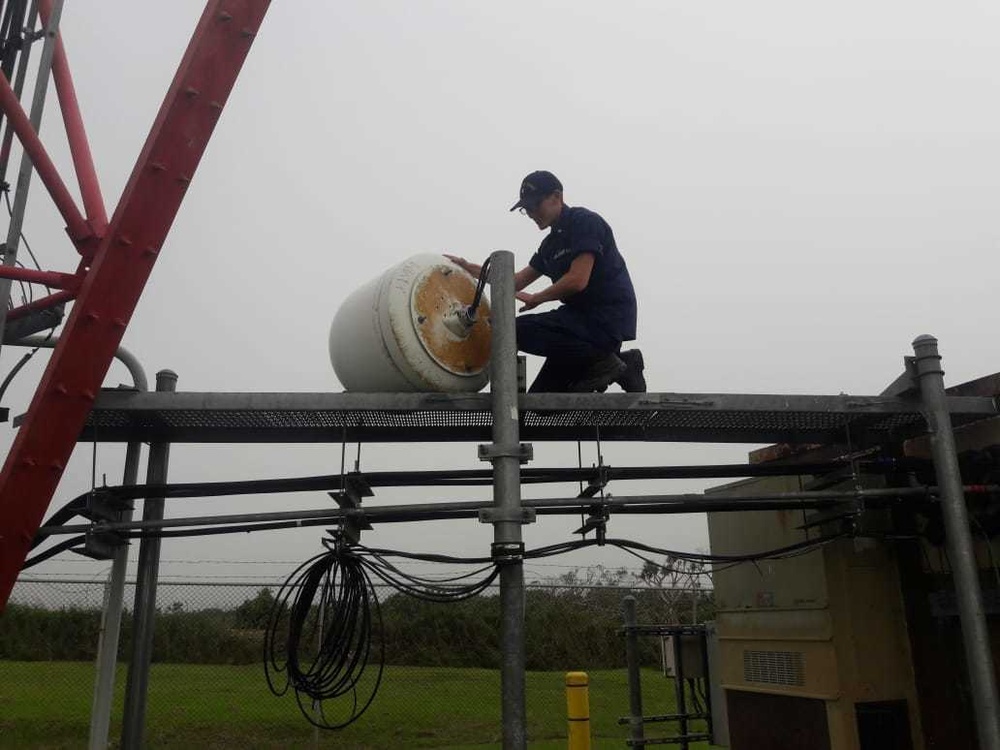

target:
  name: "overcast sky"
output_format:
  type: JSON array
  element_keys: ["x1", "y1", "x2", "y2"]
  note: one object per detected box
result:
[{"x1": 5, "y1": 0, "x2": 1000, "y2": 589}]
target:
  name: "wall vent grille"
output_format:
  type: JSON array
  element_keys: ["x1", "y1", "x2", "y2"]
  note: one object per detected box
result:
[{"x1": 743, "y1": 649, "x2": 805, "y2": 687}]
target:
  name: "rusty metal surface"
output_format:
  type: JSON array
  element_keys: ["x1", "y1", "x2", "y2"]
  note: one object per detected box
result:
[{"x1": 411, "y1": 264, "x2": 491, "y2": 376}]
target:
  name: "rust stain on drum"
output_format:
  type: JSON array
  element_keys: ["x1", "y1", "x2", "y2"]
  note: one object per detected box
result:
[{"x1": 412, "y1": 267, "x2": 492, "y2": 375}]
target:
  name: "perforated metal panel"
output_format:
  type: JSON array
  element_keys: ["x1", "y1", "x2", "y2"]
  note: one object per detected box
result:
[{"x1": 79, "y1": 390, "x2": 997, "y2": 444}]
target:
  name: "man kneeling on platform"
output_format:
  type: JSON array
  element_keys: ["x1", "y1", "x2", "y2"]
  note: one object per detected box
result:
[{"x1": 447, "y1": 170, "x2": 645, "y2": 393}]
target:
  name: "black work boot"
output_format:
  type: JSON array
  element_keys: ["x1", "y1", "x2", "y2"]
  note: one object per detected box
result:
[
  {"x1": 567, "y1": 353, "x2": 627, "y2": 393},
  {"x1": 616, "y1": 349, "x2": 647, "y2": 393}
]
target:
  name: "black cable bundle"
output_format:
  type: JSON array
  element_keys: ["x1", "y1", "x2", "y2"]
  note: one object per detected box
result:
[
  {"x1": 264, "y1": 540, "x2": 503, "y2": 730},
  {"x1": 354, "y1": 545, "x2": 500, "y2": 602},
  {"x1": 466, "y1": 254, "x2": 492, "y2": 320},
  {"x1": 263, "y1": 541, "x2": 384, "y2": 729}
]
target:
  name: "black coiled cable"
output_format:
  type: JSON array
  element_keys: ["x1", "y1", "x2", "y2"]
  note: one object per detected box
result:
[
  {"x1": 263, "y1": 542, "x2": 384, "y2": 729},
  {"x1": 466, "y1": 254, "x2": 492, "y2": 320},
  {"x1": 264, "y1": 540, "x2": 503, "y2": 730}
]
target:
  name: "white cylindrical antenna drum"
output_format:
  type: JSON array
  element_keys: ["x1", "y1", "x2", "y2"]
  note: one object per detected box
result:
[{"x1": 329, "y1": 254, "x2": 492, "y2": 392}]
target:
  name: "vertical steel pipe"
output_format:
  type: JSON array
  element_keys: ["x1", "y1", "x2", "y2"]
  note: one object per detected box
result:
[
  {"x1": 622, "y1": 596, "x2": 644, "y2": 745},
  {"x1": 81, "y1": 339, "x2": 148, "y2": 750},
  {"x1": 39, "y1": 0, "x2": 107, "y2": 234},
  {"x1": 912, "y1": 334, "x2": 1000, "y2": 750},
  {"x1": 88, "y1": 438, "x2": 141, "y2": 750},
  {"x1": 488, "y1": 250, "x2": 527, "y2": 749},
  {"x1": 121, "y1": 369, "x2": 177, "y2": 750}
]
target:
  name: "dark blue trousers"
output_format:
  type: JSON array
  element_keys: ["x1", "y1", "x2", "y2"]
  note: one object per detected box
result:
[{"x1": 516, "y1": 307, "x2": 621, "y2": 392}]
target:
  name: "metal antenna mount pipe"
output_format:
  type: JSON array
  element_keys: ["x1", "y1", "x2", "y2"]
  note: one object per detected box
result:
[
  {"x1": 89, "y1": 438, "x2": 141, "y2": 750},
  {"x1": 487, "y1": 250, "x2": 527, "y2": 749},
  {"x1": 86, "y1": 338, "x2": 147, "y2": 750},
  {"x1": 912, "y1": 334, "x2": 1000, "y2": 750},
  {"x1": 121, "y1": 369, "x2": 177, "y2": 750}
]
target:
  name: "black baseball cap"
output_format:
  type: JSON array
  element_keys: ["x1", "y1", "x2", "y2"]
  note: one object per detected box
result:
[{"x1": 510, "y1": 170, "x2": 563, "y2": 212}]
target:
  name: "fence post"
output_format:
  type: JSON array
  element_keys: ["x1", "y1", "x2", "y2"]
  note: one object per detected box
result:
[
  {"x1": 565, "y1": 672, "x2": 591, "y2": 750},
  {"x1": 622, "y1": 596, "x2": 644, "y2": 745}
]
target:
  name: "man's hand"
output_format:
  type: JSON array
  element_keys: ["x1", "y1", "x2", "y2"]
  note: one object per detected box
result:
[
  {"x1": 516, "y1": 291, "x2": 541, "y2": 312},
  {"x1": 443, "y1": 254, "x2": 481, "y2": 277}
]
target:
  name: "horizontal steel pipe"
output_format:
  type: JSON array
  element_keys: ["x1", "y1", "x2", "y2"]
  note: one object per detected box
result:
[
  {"x1": 54, "y1": 458, "x2": 925, "y2": 505},
  {"x1": 34, "y1": 485, "x2": 960, "y2": 539}
]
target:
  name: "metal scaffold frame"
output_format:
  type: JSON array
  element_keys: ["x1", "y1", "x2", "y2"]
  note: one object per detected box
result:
[
  {"x1": 0, "y1": 4, "x2": 997, "y2": 750},
  {"x1": 38, "y1": 285, "x2": 1000, "y2": 750}
]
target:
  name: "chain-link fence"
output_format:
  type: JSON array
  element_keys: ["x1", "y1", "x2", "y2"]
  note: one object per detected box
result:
[{"x1": 1, "y1": 576, "x2": 709, "y2": 748}]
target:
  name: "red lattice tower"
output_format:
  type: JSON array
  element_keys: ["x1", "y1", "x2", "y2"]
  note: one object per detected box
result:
[{"x1": 0, "y1": 1, "x2": 271, "y2": 608}]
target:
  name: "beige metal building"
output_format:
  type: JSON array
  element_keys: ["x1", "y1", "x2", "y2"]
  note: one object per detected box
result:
[{"x1": 708, "y1": 376, "x2": 1000, "y2": 749}]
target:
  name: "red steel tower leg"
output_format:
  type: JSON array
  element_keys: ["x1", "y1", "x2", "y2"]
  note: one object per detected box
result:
[{"x1": 0, "y1": 0, "x2": 271, "y2": 608}]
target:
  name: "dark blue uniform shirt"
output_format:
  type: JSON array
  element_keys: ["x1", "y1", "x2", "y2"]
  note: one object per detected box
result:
[{"x1": 528, "y1": 205, "x2": 637, "y2": 345}]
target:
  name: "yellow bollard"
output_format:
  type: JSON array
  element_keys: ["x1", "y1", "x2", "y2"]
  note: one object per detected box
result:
[{"x1": 565, "y1": 671, "x2": 591, "y2": 750}]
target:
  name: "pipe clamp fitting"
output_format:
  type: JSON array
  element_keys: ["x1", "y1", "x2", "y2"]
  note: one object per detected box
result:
[{"x1": 478, "y1": 443, "x2": 533, "y2": 463}]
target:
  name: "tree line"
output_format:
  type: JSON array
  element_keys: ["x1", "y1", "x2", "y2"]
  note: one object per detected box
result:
[{"x1": 2, "y1": 565, "x2": 714, "y2": 670}]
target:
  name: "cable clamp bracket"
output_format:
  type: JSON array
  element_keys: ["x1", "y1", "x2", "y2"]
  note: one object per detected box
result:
[
  {"x1": 490, "y1": 541, "x2": 525, "y2": 564},
  {"x1": 478, "y1": 443, "x2": 533, "y2": 464},
  {"x1": 478, "y1": 507, "x2": 536, "y2": 525},
  {"x1": 72, "y1": 528, "x2": 127, "y2": 560},
  {"x1": 82, "y1": 488, "x2": 132, "y2": 522}
]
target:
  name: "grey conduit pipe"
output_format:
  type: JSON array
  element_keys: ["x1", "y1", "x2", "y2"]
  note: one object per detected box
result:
[{"x1": 12, "y1": 334, "x2": 147, "y2": 392}]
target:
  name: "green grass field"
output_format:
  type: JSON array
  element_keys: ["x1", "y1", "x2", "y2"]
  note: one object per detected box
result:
[{"x1": 0, "y1": 661, "x2": 717, "y2": 748}]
